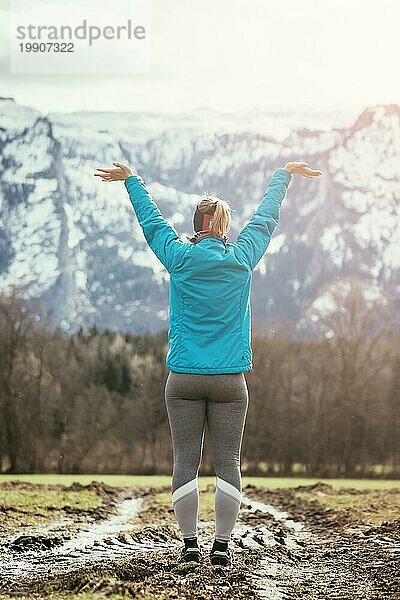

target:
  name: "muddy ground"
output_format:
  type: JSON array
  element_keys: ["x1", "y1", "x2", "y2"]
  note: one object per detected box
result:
[{"x1": 0, "y1": 480, "x2": 399, "y2": 599}]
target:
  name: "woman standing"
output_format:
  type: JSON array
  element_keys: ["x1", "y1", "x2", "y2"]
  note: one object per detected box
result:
[{"x1": 94, "y1": 160, "x2": 322, "y2": 567}]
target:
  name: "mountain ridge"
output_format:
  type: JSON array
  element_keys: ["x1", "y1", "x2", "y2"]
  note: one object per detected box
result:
[{"x1": 0, "y1": 98, "x2": 398, "y2": 334}]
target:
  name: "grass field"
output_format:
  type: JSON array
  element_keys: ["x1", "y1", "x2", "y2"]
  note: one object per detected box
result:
[{"x1": 1, "y1": 474, "x2": 399, "y2": 489}]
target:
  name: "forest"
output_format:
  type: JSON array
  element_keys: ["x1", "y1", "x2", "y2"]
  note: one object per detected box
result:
[{"x1": 0, "y1": 278, "x2": 399, "y2": 477}]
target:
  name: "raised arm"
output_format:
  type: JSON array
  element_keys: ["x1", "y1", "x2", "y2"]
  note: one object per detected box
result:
[
  {"x1": 235, "y1": 161, "x2": 322, "y2": 270},
  {"x1": 125, "y1": 175, "x2": 187, "y2": 272},
  {"x1": 94, "y1": 162, "x2": 186, "y2": 273}
]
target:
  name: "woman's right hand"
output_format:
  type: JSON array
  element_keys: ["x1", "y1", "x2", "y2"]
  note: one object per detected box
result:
[
  {"x1": 94, "y1": 162, "x2": 133, "y2": 182},
  {"x1": 283, "y1": 162, "x2": 323, "y2": 177}
]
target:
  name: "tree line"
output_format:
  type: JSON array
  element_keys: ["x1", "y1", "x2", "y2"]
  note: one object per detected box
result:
[{"x1": 0, "y1": 278, "x2": 398, "y2": 477}]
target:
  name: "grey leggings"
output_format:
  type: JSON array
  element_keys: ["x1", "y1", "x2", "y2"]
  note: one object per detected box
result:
[{"x1": 164, "y1": 370, "x2": 249, "y2": 542}]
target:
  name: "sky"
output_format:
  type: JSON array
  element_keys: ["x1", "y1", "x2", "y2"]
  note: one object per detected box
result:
[{"x1": 0, "y1": 0, "x2": 399, "y2": 114}]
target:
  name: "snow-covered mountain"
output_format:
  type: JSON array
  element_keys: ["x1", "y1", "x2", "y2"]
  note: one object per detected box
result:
[{"x1": 0, "y1": 97, "x2": 399, "y2": 334}]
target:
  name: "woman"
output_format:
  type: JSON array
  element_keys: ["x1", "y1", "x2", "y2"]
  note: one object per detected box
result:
[{"x1": 94, "y1": 160, "x2": 323, "y2": 567}]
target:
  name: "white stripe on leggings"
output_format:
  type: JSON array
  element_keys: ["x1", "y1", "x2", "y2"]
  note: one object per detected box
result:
[
  {"x1": 172, "y1": 478, "x2": 198, "y2": 505},
  {"x1": 216, "y1": 476, "x2": 242, "y2": 503}
]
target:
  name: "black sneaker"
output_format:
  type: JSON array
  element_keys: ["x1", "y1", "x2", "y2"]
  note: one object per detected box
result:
[
  {"x1": 210, "y1": 539, "x2": 232, "y2": 567},
  {"x1": 179, "y1": 538, "x2": 201, "y2": 564}
]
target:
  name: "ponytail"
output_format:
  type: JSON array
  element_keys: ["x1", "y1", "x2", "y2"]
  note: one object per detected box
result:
[
  {"x1": 195, "y1": 196, "x2": 231, "y2": 236},
  {"x1": 208, "y1": 198, "x2": 231, "y2": 237}
]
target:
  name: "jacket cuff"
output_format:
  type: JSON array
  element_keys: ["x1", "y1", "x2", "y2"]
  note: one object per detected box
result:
[
  {"x1": 274, "y1": 168, "x2": 292, "y2": 182},
  {"x1": 125, "y1": 174, "x2": 144, "y2": 189}
]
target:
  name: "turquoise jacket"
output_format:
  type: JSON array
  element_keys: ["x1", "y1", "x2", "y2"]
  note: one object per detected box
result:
[{"x1": 125, "y1": 168, "x2": 292, "y2": 374}]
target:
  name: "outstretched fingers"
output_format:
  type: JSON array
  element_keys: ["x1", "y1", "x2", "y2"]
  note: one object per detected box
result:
[
  {"x1": 94, "y1": 166, "x2": 121, "y2": 181},
  {"x1": 94, "y1": 171, "x2": 113, "y2": 181},
  {"x1": 303, "y1": 167, "x2": 323, "y2": 177},
  {"x1": 94, "y1": 162, "x2": 132, "y2": 182}
]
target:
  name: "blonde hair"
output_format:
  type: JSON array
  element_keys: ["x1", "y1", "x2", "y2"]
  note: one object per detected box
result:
[{"x1": 197, "y1": 196, "x2": 232, "y2": 238}]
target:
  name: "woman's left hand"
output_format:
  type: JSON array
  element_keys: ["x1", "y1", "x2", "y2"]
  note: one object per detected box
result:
[
  {"x1": 283, "y1": 162, "x2": 323, "y2": 177},
  {"x1": 94, "y1": 162, "x2": 133, "y2": 182}
]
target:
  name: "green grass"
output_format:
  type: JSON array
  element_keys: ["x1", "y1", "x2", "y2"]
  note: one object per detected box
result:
[
  {"x1": 0, "y1": 474, "x2": 399, "y2": 489},
  {"x1": 0, "y1": 488, "x2": 101, "y2": 511},
  {"x1": 0, "y1": 485, "x2": 103, "y2": 536},
  {"x1": 0, "y1": 594, "x2": 128, "y2": 600},
  {"x1": 254, "y1": 462, "x2": 397, "y2": 476},
  {"x1": 295, "y1": 489, "x2": 400, "y2": 525}
]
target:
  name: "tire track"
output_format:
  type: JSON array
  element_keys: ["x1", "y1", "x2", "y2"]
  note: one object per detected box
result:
[
  {"x1": 240, "y1": 487, "x2": 398, "y2": 599},
  {"x1": 0, "y1": 483, "x2": 398, "y2": 599},
  {"x1": 0, "y1": 496, "x2": 178, "y2": 582}
]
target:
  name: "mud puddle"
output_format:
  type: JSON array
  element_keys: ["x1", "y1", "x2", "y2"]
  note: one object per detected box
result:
[
  {"x1": 242, "y1": 482, "x2": 400, "y2": 599},
  {"x1": 0, "y1": 481, "x2": 399, "y2": 599},
  {"x1": 0, "y1": 482, "x2": 177, "y2": 586}
]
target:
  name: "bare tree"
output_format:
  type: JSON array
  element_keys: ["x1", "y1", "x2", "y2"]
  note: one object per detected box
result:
[
  {"x1": 0, "y1": 285, "x2": 36, "y2": 471},
  {"x1": 304, "y1": 276, "x2": 395, "y2": 474}
]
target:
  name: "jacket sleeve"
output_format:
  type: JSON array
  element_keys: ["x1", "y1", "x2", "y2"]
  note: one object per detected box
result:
[
  {"x1": 125, "y1": 174, "x2": 185, "y2": 274},
  {"x1": 235, "y1": 168, "x2": 292, "y2": 270}
]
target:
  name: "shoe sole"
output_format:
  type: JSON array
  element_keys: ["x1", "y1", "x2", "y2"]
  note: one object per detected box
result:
[
  {"x1": 210, "y1": 555, "x2": 233, "y2": 567},
  {"x1": 179, "y1": 551, "x2": 201, "y2": 565}
]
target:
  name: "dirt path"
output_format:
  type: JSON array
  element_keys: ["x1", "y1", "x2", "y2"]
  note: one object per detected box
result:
[
  {"x1": 0, "y1": 481, "x2": 399, "y2": 599},
  {"x1": 241, "y1": 484, "x2": 399, "y2": 599}
]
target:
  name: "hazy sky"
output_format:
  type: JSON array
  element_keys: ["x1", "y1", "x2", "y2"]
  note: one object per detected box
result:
[{"x1": 1, "y1": 0, "x2": 399, "y2": 114}]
